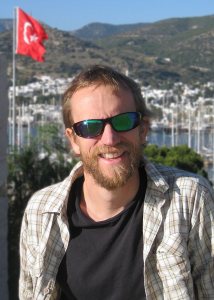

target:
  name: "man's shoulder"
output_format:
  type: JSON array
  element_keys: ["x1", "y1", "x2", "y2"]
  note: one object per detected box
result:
[
  {"x1": 24, "y1": 177, "x2": 69, "y2": 217},
  {"x1": 155, "y1": 163, "x2": 202, "y2": 180},
  {"x1": 144, "y1": 160, "x2": 213, "y2": 196},
  {"x1": 157, "y1": 163, "x2": 209, "y2": 185}
]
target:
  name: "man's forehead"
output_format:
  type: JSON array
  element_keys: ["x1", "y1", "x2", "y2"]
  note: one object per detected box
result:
[
  {"x1": 70, "y1": 84, "x2": 135, "y2": 121},
  {"x1": 71, "y1": 83, "x2": 131, "y2": 100}
]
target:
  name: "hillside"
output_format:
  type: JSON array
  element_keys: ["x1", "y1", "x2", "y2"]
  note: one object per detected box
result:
[
  {"x1": 1, "y1": 15, "x2": 214, "y2": 86},
  {"x1": 93, "y1": 16, "x2": 214, "y2": 85},
  {"x1": 0, "y1": 26, "x2": 125, "y2": 85},
  {"x1": 72, "y1": 22, "x2": 149, "y2": 40}
]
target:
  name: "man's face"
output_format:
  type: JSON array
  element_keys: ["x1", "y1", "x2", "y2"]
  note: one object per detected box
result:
[{"x1": 66, "y1": 84, "x2": 148, "y2": 190}]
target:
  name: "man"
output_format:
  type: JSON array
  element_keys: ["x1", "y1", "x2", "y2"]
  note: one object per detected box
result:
[{"x1": 19, "y1": 65, "x2": 214, "y2": 299}]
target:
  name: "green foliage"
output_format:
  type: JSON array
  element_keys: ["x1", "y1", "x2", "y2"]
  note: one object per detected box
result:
[
  {"x1": 8, "y1": 124, "x2": 77, "y2": 300},
  {"x1": 144, "y1": 144, "x2": 208, "y2": 178}
]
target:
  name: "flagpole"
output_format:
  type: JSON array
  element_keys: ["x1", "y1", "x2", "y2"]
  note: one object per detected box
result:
[{"x1": 12, "y1": 7, "x2": 17, "y2": 149}]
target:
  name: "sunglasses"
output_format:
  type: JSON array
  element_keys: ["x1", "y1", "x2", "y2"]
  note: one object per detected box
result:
[{"x1": 72, "y1": 112, "x2": 142, "y2": 139}]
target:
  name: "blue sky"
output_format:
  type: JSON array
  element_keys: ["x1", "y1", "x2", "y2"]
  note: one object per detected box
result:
[{"x1": 1, "y1": 0, "x2": 214, "y2": 31}]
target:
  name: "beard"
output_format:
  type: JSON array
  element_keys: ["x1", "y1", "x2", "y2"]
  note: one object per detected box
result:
[{"x1": 80, "y1": 141, "x2": 142, "y2": 190}]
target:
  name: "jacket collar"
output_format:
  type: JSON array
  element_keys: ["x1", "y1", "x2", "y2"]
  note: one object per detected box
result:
[{"x1": 143, "y1": 157, "x2": 169, "y2": 194}]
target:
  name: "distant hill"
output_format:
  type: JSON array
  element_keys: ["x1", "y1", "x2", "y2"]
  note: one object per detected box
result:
[
  {"x1": 1, "y1": 15, "x2": 214, "y2": 86},
  {"x1": 72, "y1": 22, "x2": 150, "y2": 40},
  {"x1": 93, "y1": 16, "x2": 214, "y2": 85}
]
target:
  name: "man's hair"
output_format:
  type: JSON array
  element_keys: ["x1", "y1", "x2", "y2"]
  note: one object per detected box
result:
[{"x1": 62, "y1": 64, "x2": 151, "y2": 128}]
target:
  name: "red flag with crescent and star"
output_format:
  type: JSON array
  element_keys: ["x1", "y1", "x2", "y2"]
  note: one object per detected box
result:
[{"x1": 16, "y1": 8, "x2": 48, "y2": 62}]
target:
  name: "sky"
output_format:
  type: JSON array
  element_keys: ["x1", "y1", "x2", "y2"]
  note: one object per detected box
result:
[{"x1": 1, "y1": 0, "x2": 214, "y2": 31}]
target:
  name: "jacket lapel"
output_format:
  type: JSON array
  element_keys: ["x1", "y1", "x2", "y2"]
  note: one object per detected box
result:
[
  {"x1": 143, "y1": 182, "x2": 167, "y2": 260},
  {"x1": 142, "y1": 160, "x2": 169, "y2": 261}
]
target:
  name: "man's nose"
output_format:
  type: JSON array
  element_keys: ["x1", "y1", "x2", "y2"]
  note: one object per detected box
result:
[{"x1": 100, "y1": 123, "x2": 120, "y2": 146}]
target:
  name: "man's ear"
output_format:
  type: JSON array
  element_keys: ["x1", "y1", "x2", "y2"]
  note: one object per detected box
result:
[{"x1": 65, "y1": 128, "x2": 81, "y2": 156}]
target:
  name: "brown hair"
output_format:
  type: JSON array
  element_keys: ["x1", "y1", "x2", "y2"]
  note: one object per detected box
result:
[{"x1": 62, "y1": 64, "x2": 151, "y2": 128}]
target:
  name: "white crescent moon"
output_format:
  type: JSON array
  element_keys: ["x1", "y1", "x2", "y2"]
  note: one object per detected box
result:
[{"x1": 23, "y1": 22, "x2": 33, "y2": 44}]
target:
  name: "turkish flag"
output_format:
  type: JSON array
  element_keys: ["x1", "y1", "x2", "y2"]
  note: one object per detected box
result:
[{"x1": 16, "y1": 8, "x2": 48, "y2": 62}]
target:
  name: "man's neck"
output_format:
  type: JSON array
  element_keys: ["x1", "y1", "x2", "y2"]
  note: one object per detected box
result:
[{"x1": 80, "y1": 170, "x2": 140, "y2": 222}]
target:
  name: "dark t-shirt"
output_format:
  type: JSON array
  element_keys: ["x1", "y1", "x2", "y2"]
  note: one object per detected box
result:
[{"x1": 57, "y1": 167, "x2": 147, "y2": 300}]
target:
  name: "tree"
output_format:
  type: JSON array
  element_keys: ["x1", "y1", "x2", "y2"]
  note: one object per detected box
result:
[{"x1": 144, "y1": 144, "x2": 209, "y2": 179}]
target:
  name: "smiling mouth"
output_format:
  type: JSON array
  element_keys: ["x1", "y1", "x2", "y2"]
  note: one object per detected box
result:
[{"x1": 99, "y1": 151, "x2": 125, "y2": 159}]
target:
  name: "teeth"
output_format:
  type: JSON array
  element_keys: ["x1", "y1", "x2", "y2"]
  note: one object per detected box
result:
[{"x1": 101, "y1": 152, "x2": 123, "y2": 159}]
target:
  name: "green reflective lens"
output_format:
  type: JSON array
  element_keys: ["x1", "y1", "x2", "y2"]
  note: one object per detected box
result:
[
  {"x1": 85, "y1": 120, "x2": 102, "y2": 135},
  {"x1": 112, "y1": 113, "x2": 134, "y2": 131}
]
